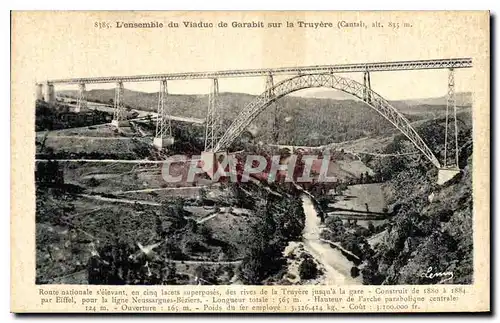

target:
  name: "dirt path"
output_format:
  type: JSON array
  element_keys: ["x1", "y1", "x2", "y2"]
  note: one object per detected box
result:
[
  {"x1": 36, "y1": 159, "x2": 168, "y2": 164},
  {"x1": 113, "y1": 186, "x2": 205, "y2": 195},
  {"x1": 39, "y1": 136, "x2": 137, "y2": 140},
  {"x1": 80, "y1": 194, "x2": 162, "y2": 206},
  {"x1": 78, "y1": 194, "x2": 232, "y2": 225}
]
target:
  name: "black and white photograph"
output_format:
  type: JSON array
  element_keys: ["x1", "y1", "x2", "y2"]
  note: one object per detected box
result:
[
  {"x1": 34, "y1": 57, "x2": 474, "y2": 287},
  {"x1": 9, "y1": 9, "x2": 491, "y2": 314}
]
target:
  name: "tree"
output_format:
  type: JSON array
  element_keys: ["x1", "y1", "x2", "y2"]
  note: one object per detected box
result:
[
  {"x1": 164, "y1": 261, "x2": 177, "y2": 282},
  {"x1": 199, "y1": 187, "x2": 208, "y2": 202},
  {"x1": 299, "y1": 256, "x2": 320, "y2": 280},
  {"x1": 323, "y1": 215, "x2": 345, "y2": 240},
  {"x1": 160, "y1": 198, "x2": 188, "y2": 233},
  {"x1": 200, "y1": 225, "x2": 213, "y2": 240},
  {"x1": 364, "y1": 171, "x2": 372, "y2": 183},
  {"x1": 361, "y1": 256, "x2": 385, "y2": 285},
  {"x1": 36, "y1": 157, "x2": 63, "y2": 185}
]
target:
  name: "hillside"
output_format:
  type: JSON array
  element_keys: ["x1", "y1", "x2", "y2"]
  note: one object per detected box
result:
[
  {"x1": 301, "y1": 89, "x2": 472, "y2": 107},
  {"x1": 58, "y1": 89, "x2": 470, "y2": 146},
  {"x1": 360, "y1": 116, "x2": 473, "y2": 285}
]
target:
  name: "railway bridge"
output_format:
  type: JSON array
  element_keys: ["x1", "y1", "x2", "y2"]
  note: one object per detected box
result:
[{"x1": 37, "y1": 58, "x2": 472, "y2": 184}]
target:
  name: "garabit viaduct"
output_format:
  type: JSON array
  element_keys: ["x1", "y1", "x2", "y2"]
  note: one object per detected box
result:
[{"x1": 36, "y1": 58, "x2": 472, "y2": 184}]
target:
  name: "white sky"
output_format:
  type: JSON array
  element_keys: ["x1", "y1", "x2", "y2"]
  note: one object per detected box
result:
[{"x1": 19, "y1": 11, "x2": 481, "y2": 100}]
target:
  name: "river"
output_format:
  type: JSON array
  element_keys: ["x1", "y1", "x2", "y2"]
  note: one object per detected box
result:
[{"x1": 301, "y1": 195, "x2": 362, "y2": 285}]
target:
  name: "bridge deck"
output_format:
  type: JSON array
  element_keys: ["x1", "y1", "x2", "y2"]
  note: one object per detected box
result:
[{"x1": 45, "y1": 58, "x2": 472, "y2": 85}]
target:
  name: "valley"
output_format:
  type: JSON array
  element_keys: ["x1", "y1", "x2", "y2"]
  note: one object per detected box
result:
[{"x1": 35, "y1": 89, "x2": 473, "y2": 286}]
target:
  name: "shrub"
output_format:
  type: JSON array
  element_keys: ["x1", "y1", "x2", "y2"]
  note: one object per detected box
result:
[
  {"x1": 299, "y1": 257, "x2": 319, "y2": 280},
  {"x1": 367, "y1": 221, "x2": 375, "y2": 233},
  {"x1": 350, "y1": 266, "x2": 360, "y2": 278}
]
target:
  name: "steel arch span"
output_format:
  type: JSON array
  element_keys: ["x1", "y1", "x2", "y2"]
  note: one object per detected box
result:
[{"x1": 213, "y1": 73, "x2": 441, "y2": 169}]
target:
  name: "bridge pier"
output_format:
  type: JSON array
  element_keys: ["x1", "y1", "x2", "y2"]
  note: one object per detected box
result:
[
  {"x1": 75, "y1": 83, "x2": 88, "y2": 113},
  {"x1": 153, "y1": 80, "x2": 174, "y2": 149},
  {"x1": 43, "y1": 83, "x2": 55, "y2": 107},
  {"x1": 111, "y1": 81, "x2": 129, "y2": 128},
  {"x1": 204, "y1": 78, "x2": 222, "y2": 151},
  {"x1": 437, "y1": 168, "x2": 460, "y2": 185},
  {"x1": 153, "y1": 137, "x2": 174, "y2": 149},
  {"x1": 436, "y1": 68, "x2": 461, "y2": 186},
  {"x1": 363, "y1": 71, "x2": 371, "y2": 103},
  {"x1": 443, "y1": 68, "x2": 459, "y2": 169},
  {"x1": 265, "y1": 73, "x2": 280, "y2": 143},
  {"x1": 200, "y1": 151, "x2": 215, "y2": 179}
]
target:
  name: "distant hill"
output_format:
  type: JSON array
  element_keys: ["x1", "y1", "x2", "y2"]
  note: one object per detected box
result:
[
  {"x1": 299, "y1": 89, "x2": 472, "y2": 107},
  {"x1": 58, "y1": 88, "x2": 470, "y2": 116},
  {"x1": 57, "y1": 88, "x2": 470, "y2": 146},
  {"x1": 392, "y1": 92, "x2": 472, "y2": 108}
]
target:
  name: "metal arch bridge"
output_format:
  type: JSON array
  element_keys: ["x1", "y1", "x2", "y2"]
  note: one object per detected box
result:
[
  {"x1": 214, "y1": 73, "x2": 442, "y2": 167},
  {"x1": 37, "y1": 57, "x2": 472, "y2": 179}
]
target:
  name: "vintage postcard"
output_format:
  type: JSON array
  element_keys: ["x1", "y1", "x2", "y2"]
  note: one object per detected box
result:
[{"x1": 11, "y1": 11, "x2": 490, "y2": 313}]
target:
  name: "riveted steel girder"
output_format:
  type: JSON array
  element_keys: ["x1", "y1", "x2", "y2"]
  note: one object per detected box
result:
[{"x1": 46, "y1": 58, "x2": 472, "y2": 85}]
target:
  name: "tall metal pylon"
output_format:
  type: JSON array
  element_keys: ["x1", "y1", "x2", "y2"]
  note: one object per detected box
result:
[
  {"x1": 363, "y1": 70, "x2": 372, "y2": 103},
  {"x1": 155, "y1": 80, "x2": 172, "y2": 139},
  {"x1": 76, "y1": 83, "x2": 87, "y2": 111},
  {"x1": 113, "y1": 81, "x2": 125, "y2": 121},
  {"x1": 265, "y1": 73, "x2": 280, "y2": 143},
  {"x1": 204, "y1": 78, "x2": 222, "y2": 151},
  {"x1": 444, "y1": 68, "x2": 459, "y2": 169}
]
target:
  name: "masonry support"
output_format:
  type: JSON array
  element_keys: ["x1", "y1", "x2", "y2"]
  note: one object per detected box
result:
[
  {"x1": 35, "y1": 83, "x2": 43, "y2": 101},
  {"x1": 44, "y1": 83, "x2": 55, "y2": 107},
  {"x1": 76, "y1": 83, "x2": 87, "y2": 112},
  {"x1": 437, "y1": 68, "x2": 460, "y2": 185},
  {"x1": 204, "y1": 78, "x2": 222, "y2": 152},
  {"x1": 153, "y1": 79, "x2": 174, "y2": 149},
  {"x1": 363, "y1": 70, "x2": 372, "y2": 103},
  {"x1": 111, "y1": 81, "x2": 128, "y2": 127}
]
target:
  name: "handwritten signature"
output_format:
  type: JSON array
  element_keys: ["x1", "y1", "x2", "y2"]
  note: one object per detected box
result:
[{"x1": 420, "y1": 267, "x2": 454, "y2": 283}]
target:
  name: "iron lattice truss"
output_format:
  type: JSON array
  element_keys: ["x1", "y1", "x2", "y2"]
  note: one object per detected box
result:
[
  {"x1": 444, "y1": 68, "x2": 459, "y2": 169},
  {"x1": 45, "y1": 58, "x2": 472, "y2": 85},
  {"x1": 204, "y1": 79, "x2": 223, "y2": 151},
  {"x1": 265, "y1": 73, "x2": 281, "y2": 143},
  {"x1": 76, "y1": 83, "x2": 87, "y2": 111},
  {"x1": 363, "y1": 71, "x2": 372, "y2": 103},
  {"x1": 214, "y1": 73, "x2": 442, "y2": 169},
  {"x1": 113, "y1": 81, "x2": 125, "y2": 121},
  {"x1": 155, "y1": 80, "x2": 172, "y2": 138}
]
